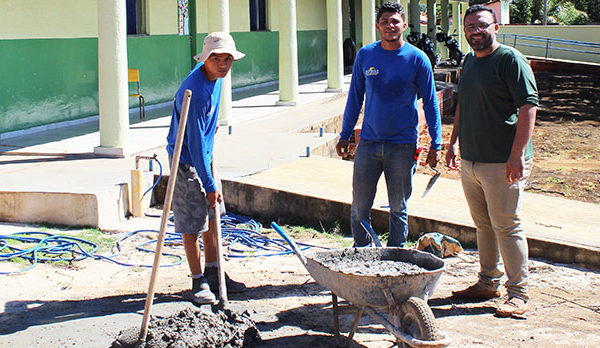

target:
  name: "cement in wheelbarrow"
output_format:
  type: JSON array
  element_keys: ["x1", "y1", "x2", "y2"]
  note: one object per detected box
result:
[{"x1": 304, "y1": 248, "x2": 445, "y2": 309}]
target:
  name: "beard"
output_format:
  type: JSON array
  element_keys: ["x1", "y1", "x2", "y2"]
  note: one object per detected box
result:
[
  {"x1": 467, "y1": 32, "x2": 494, "y2": 51},
  {"x1": 382, "y1": 32, "x2": 401, "y2": 42}
]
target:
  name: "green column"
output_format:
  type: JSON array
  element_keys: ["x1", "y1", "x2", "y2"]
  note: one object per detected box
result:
[
  {"x1": 278, "y1": 0, "x2": 299, "y2": 105},
  {"x1": 451, "y1": 1, "x2": 459, "y2": 37},
  {"x1": 440, "y1": 0, "x2": 449, "y2": 58},
  {"x1": 207, "y1": 0, "x2": 232, "y2": 125},
  {"x1": 452, "y1": 1, "x2": 465, "y2": 53},
  {"x1": 361, "y1": 0, "x2": 375, "y2": 47},
  {"x1": 427, "y1": 0, "x2": 436, "y2": 50},
  {"x1": 409, "y1": 0, "x2": 420, "y2": 33},
  {"x1": 327, "y1": 0, "x2": 343, "y2": 91},
  {"x1": 95, "y1": 0, "x2": 129, "y2": 157}
]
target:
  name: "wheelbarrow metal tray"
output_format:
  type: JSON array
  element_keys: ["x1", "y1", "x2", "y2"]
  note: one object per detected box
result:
[{"x1": 304, "y1": 248, "x2": 445, "y2": 308}]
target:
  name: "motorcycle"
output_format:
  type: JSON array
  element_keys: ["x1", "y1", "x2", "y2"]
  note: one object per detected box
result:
[
  {"x1": 436, "y1": 27, "x2": 463, "y2": 66},
  {"x1": 407, "y1": 25, "x2": 438, "y2": 70},
  {"x1": 406, "y1": 24, "x2": 421, "y2": 48},
  {"x1": 420, "y1": 30, "x2": 439, "y2": 70}
]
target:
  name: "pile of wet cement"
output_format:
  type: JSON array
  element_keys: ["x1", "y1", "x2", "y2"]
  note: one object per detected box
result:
[
  {"x1": 315, "y1": 249, "x2": 428, "y2": 276},
  {"x1": 113, "y1": 307, "x2": 261, "y2": 348}
]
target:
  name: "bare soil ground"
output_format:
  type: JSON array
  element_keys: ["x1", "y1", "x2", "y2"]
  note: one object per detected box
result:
[
  {"x1": 418, "y1": 71, "x2": 600, "y2": 204},
  {"x1": 1, "y1": 221, "x2": 599, "y2": 347}
]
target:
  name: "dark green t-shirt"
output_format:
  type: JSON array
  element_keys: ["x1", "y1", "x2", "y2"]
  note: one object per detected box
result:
[{"x1": 458, "y1": 45, "x2": 539, "y2": 163}]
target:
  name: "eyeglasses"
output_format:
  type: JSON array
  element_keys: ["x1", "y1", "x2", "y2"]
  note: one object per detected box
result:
[{"x1": 465, "y1": 22, "x2": 495, "y2": 32}]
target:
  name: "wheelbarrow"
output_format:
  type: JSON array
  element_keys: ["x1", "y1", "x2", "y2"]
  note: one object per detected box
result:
[{"x1": 272, "y1": 222, "x2": 450, "y2": 347}]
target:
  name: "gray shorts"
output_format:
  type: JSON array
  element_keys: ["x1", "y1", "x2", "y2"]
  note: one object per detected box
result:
[{"x1": 171, "y1": 161, "x2": 226, "y2": 234}]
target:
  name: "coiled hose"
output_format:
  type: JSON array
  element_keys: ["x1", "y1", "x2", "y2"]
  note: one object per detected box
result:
[{"x1": 1, "y1": 213, "x2": 319, "y2": 275}]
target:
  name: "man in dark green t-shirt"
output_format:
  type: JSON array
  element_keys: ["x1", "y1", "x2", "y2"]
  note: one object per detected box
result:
[{"x1": 446, "y1": 5, "x2": 539, "y2": 318}]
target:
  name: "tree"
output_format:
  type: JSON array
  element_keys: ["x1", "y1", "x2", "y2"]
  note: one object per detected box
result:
[
  {"x1": 571, "y1": 0, "x2": 588, "y2": 11},
  {"x1": 531, "y1": 0, "x2": 543, "y2": 23},
  {"x1": 510, "y1": 0, "x2": 533, "y2": 24},
  {"x1": 588, "y1": 0, "x2": 600, "y2": 22},
  {"x1": 549, "y1": 1, "x2": 589, "y2": 24}
]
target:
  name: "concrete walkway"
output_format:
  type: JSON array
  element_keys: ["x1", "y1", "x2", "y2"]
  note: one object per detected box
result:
[{"x1": 0, "y1": 75, "x2": 599, "y2": 266}]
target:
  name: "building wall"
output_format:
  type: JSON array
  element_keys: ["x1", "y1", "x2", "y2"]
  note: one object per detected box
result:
[
  {"x1": 0, "y1": 0, "x2": 97, "y2": 39},
  {"x1": 297, "y1": 0, "x2": 327, "y2": 30},
  {"x1": 499, "y1": 25, "x2": 600, "y2": 63},
  {"x1": 0, "y1": 0, "x2": 327, "y2": 133},
  {"x1": 148, "y1": 0, "x2": 179, "y2": 34},
  {"x1": 484, "y1": 1, "x2": 503, "y2": 24}
]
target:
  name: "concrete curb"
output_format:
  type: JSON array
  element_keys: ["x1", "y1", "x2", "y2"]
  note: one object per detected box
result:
[{"x1": 222, "y1": 179, "x2": 600, "y2": 269}]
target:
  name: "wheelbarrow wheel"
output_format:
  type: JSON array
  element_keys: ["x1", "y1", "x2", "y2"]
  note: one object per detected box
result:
[{"x1": 399, "y1": 297, "x2": 440, "y2": 345}]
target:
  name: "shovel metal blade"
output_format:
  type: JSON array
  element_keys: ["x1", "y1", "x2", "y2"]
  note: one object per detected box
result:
[{"x1": 422, "y1": 169, "x2": 441, "y2": 198}]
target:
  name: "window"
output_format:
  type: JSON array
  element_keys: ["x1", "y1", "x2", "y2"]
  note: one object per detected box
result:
[
  {"x1": 178, "y1": 0, "x2": 189, "y2": 35},
  {"x1": 249, "y1": 0, "x2": 267, "y2": 31},
  {"x1": 126, "y1": 0, "x2": 147, "y2": 35}
]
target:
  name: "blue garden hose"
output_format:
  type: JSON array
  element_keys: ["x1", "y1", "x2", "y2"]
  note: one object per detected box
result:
[
  {"x1": 0, "y1": 230, "x2": 183, "y2": 275},
  {"x1": 142, "y1": 157, "x2": 162, "y2": 199},
  {"x1": 1, "y1": 213, "x2": 322, "y2": 275}
]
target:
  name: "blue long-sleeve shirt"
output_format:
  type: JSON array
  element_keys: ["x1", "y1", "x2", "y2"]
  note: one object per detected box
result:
[
  {"x1": 340, "y1": 41, "x2": 442, "y2": 149},
  {"x1": 166, "y1": 63, "x2": 221, "y2": 193}
]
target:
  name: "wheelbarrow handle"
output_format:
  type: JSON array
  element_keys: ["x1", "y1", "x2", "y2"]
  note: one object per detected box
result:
[{"x1": 271, "y1": 222, "x2": 307, "y2": 266}]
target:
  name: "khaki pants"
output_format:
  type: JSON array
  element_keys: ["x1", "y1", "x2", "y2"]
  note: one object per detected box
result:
[{"x1": 460, "y1": 160, "x2": 532, "y2": 301}]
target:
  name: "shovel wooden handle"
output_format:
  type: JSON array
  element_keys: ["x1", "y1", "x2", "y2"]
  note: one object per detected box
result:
[
  {"x1": 139, "y1": 89, "x2": 192, "y2": 341},
  {"x1": 214, "y1": 206, "x2": 227, "y2": 303}
]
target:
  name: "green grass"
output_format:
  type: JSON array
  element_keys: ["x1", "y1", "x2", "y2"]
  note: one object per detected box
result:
[
  {"x1": 74, "y1": 228, "x2": 116, "y2": 252},
  {"x1": 262, "y1": 222, "x2": 352, "y2": 248},
  {"x1": 262, "y1": 222, "x2": 422, "y2": 249},
  {"x1": 548, "y1": 176, "x2": 566, "y2": 184},
  {"x1": 377, "y1": 231, "x2": 418, "y2": 248}
]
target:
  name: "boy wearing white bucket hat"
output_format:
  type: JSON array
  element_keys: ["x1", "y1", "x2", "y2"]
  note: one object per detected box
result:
[{"x1": 166, "y1": 32, "x2": 245, "y2": 305}]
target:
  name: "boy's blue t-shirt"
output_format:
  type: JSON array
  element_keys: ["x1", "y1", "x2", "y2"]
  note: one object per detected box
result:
[
  {"x1": 166, "y1": 62, "x2": 221, "y2": 193},
  {"x1": 341, "y1": 41, "x2": 441, "y2": 149}
]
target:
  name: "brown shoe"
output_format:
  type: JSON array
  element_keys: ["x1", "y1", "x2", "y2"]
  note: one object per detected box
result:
[
  {"x1": 452, "y1": 283, "x2": 501, "y2": 300},
  {"x1": 496, "y1": 297, "x2": 527, "y2": 317}
]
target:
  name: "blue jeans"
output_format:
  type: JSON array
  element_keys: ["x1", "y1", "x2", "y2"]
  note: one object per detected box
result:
[{"x1": 351, "y1": 140, "x2": 417, "y2": 247}]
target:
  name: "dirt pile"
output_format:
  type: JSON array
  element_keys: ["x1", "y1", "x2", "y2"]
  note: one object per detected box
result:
[{"x1": 113, "y1": 307, "x2": 261, "y2": 348}]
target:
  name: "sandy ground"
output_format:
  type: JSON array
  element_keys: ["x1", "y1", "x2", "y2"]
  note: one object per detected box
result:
[
  {"x1": 1, "y1": 218, "x2": 599, "y2": 347},
  {"x1": 419, "y1": 71, "x2": 600, "y2": 204}
]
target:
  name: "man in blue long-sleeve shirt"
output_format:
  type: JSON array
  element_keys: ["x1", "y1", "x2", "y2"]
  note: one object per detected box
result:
[
  {"x1": 167, "y1": 32, "x2": 246, "y2": 305},
  {"x1": 336, "y1": 2, "x2": 442, "y2": 247}
]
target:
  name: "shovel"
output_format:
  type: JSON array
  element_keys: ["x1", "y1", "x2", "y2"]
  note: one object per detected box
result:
[{"x1": 113, "y1": 90, "x2": 192, "y2": 348}]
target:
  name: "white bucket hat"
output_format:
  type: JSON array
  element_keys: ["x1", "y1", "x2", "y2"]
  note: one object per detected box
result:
[{"x1": 193, "y1": 32, "x2": 245, "y2": 62}]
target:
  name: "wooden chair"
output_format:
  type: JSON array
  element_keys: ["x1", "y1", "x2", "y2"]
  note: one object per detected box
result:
[{"x1": 128, "y1": 68, "x2": 146, "y2": 121}]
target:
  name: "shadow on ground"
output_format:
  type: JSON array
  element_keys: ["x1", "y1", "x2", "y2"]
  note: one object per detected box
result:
[
  {"x1": 0, "y1": 291, "x2": 185, "y2": 335},
  {"x1": 258, "y1": 333, "x2": 369, "y2": 348},
  {"x1": 428, "y1": 296, "x2": 497, "y2": 318}
]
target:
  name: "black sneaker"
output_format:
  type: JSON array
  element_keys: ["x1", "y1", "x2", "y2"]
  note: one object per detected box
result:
[
  {"x1": 191, "y1": 276, "x2": 217, "y2": 305},
  {"x1": 204, "y1": 266, "x2": 247, "y2": 295}
]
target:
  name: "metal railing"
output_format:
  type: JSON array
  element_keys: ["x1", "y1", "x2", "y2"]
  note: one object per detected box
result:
[{"x1": 498, "y1": 33, "x2": 600, "y2": 61}]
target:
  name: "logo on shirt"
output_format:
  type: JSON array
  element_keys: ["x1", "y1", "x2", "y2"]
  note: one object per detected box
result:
[
  {"x1": 365, "y1": 67, "x2": 379, "y2": 76},
  {"x1": 207, "y1": 105, "x2": 216, "y2": 118}
]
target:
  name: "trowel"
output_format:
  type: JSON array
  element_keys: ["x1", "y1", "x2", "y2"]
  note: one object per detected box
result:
[{"x1": 421, "y1": 167, "x2": 441, "y2": 198}]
